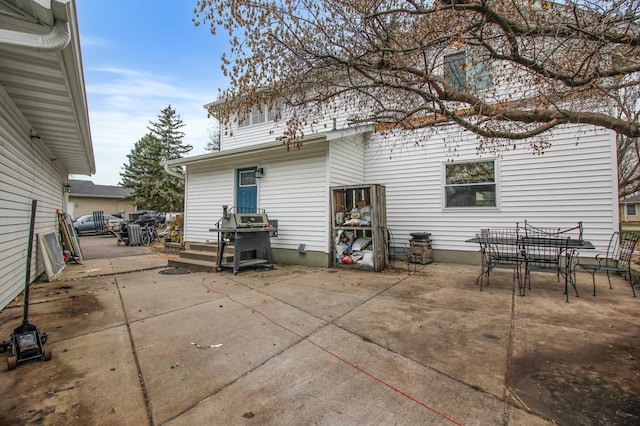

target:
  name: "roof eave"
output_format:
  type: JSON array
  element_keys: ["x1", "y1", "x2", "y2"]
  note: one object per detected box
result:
[
  {"x1": 163, "y1": 133, "x2": 329, "y2": 167},
  {"x1": 0, "y1": 0, "x2": 95, "y2": 176},
  {"x1": 57, "y1": 1, "x2": 95, "y2": 174}
]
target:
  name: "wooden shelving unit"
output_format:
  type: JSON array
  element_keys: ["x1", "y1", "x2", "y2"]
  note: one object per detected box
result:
[{"x1": 330, "y1": 184, "x2": 388, "y2": 271}]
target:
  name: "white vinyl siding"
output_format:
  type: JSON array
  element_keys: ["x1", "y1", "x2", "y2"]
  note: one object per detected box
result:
[
  {"x1": 0, "y1": 88, "x2": 66, "y2": 309},
  {"x1": 364, "y1": 124, "x2": 618, "y2": 255},
  {"x1": 259, "y1": 144, "x2": 329, "y2": 252},
  {"x1": 183, "y1": 166, "x2": 234, "y2": 242},
  {"x1": 328, "y1": 134, "x2": 366, "y2": 187},
  {"x1": 183, "y1": 142, "x2": 330, "y2": 253}
]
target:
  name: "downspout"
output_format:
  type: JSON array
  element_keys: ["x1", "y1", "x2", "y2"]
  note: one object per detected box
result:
[{"x1": 0, "y1": 19, "x2": 70, "y2": 51}]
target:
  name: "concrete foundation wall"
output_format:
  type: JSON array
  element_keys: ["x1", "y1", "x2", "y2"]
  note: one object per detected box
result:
[
  {"x1": 272, "y1": 247, "x2": 480, "y2": 269},
  {"x1": 272, "y1": 248, "x2": 332, "y2": 268}
]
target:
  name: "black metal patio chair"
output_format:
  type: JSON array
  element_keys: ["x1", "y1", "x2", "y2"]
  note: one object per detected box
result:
[
  {"x1": 574, "y1": 231, "x2": 640, "y2": 297},
  {"x1": 521, "y1": 235, "x2": 575, "y2": 299},
  {"x1": 387, "y1": 229, "x2": 416, "y2": 273},
  {"x1": 476, "y1": 227, "x2": 522, "y2": 291},
  {"x1": 521, "y1": 221, "x2": 583, "y2": 300}
]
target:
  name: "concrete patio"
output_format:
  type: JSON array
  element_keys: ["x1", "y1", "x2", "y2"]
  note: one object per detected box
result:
[{"x1": 0, "y1": 236, "x2": 639, "y2": 425}]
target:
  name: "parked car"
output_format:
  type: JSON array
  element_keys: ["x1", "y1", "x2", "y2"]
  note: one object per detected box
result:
[
  {"x1": 128, "y1": 210, "x2": 165, "y2": 224},
  {"x1": 73, "y1": 214, "x2": 125, "y2": 235}
]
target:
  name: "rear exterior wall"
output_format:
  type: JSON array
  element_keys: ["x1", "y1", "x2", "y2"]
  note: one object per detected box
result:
[
  {"x1": 183, "y1": 143, "x2": 331, "y2": 265},
  {"x1": 363, "y1": 123, "x2": 618, "y2": 262}
]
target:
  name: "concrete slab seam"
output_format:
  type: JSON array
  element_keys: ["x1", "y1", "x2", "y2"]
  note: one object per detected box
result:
[
  {"x1": 112, "y1": 259, "x2": 154, "y2": 426},
  {"x1": 502, "y1": 274, "x2": 520, "y2": 423},
  {"x1": 160, "y1": 278, "x2": 326, "y2": 424},
  {"x1": 198, "y1": 278, "x2": 465, "y2": 425}
]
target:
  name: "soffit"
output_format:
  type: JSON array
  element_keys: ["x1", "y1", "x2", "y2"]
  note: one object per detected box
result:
[{"x1": 0, "y1": 0, "x2": 95, "y2": 175}]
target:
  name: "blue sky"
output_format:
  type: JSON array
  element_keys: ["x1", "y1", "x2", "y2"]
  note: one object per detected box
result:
[{"x1": 74, "y1": 1, "x2": 227, "y2": 185}]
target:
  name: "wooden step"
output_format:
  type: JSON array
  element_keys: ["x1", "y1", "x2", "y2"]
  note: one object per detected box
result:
[
  {"x1": 168, "y1": 257, "x2": 216, "y2": 272},
  {"x1": 180, "y1": 250, "x2": 217, "y2": 262},
  {"x1": 186, "y1": 242, "x2": 218, "y2": 252}
]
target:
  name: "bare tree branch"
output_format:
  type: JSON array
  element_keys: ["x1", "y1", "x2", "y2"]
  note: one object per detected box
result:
[{"x1": 194, "y1": 0, "x2": 640, "y2": 147}]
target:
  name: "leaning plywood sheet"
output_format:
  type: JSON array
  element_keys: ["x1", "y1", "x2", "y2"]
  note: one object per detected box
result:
[
  {"x1": 58, "y1": 211, "x2": 83, "y2": 263},
  {"x1": 38, "y1": 233, "x2": 66, "y2": 282}
]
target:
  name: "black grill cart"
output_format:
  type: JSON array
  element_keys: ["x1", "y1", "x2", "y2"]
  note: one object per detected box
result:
[{"x1": 210, "y1": 206, "x2": 275, "y2": 274}]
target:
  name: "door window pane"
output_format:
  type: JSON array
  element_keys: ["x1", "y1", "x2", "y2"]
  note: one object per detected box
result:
[{"x1": 239, "y1": 170, "x2": 256, "y2": 186}]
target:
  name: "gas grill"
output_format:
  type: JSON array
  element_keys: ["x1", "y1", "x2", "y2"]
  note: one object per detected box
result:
[{"x1": 210, "y1": 206, "x2": 276, "y2": 274}]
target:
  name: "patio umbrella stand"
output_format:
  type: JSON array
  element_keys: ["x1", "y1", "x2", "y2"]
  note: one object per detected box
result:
[{"x1": 0, "y1": 200, "x2": 52, "y2": 370}]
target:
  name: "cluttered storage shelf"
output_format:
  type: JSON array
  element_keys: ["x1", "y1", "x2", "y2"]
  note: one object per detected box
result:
[{"x1": 331, "y1": 184, "x2": 388, "y2": 272}]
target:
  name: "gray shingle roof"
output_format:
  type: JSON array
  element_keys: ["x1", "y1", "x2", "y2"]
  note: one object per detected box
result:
[
  {"x1": 621, "y1": 194, "x2": 640, "y2": 204},
  {"x1": 69, "y1": 179, "x2": 132, "y2": 198}
]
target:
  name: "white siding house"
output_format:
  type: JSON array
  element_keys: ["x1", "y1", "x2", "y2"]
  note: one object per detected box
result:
[
  {"x1": 0, "y1": 0, "x2": 94, "y2": 309},
  {"x1": 166, "y1": 61, "x2": 619, "y2": 268}
]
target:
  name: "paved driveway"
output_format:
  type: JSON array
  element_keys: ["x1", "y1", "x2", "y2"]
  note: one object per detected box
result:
[{"x1": 0, "y1": 237, "x2": 639, "y2": 425}]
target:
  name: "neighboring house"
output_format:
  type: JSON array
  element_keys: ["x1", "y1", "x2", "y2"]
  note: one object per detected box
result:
[
  {"x1": 620, "y1": 195, "x2": 640, "y2": 222},
  {"x1": 68, "y1": 179, "x2": 135, "y2": 219},
  {"x1": 164, "y1": 52, "x2": 619, "y2": 269},
  {"x1": 0, "y1": 0, "x2": 94, "y2": 309}
]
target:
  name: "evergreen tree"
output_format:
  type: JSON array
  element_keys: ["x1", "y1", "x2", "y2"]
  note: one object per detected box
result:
[
  {"x1": 205, "y1": 121, "x2": 221, "y2": 152},
  {"x1": 120, "y1": 106, "x2": 192, "y2": 212},
  {"x1": 148, "y1": 105, "x2": 192, "y2": 162}
]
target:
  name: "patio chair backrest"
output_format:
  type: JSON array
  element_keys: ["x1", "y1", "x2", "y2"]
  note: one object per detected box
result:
[
  {"x1": 606, "y1": 231, "x2": 640, "y2": 268},
  {"x1": 387, "y1": 228, "x2": 407, "y2": 265},
  {"x1": 521, "y1": 235, "x2": 570, "y2": 272},
  {"x1": 524, "y1": 221, "x2": 559, "y2": 238},
  {"x1": 478, "y1": 228, "x2": 521, "y2": 265},
  {"x1": 524, "y1": 220, "x2": 583, "y2": 240},
  {"x1": 557, "y1": 222, "x2": 583, "y2": 240}
]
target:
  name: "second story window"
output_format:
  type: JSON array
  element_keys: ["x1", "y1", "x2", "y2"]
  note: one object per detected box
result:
[
  {"x1": 444, "y1": 51, "x2": 492, "y2": 91},
  {"x1": 238, "y1": 104, "x2": 280, "y2": 128}
]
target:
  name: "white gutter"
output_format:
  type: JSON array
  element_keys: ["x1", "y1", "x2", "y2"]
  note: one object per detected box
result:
[
  {"x1": 162, "y1": 123, "x2": 371, "y2": 169},
  {"x1": 0, "y1": 18, "x2": 70, "y2": 51},
  {"x1": 164, "y1": 163, "x2": 186, "y2": 180},
  {"x1": 162, "y1": 134, "x2": 329, "y2": 168}
]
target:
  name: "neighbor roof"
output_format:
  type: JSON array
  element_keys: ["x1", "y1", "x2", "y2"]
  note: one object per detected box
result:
[
  {"x1": 69, "y1": 179, "x2": 132, "y2": 199},
  {"x1": 621, "y1": 195, "x2": 640, "y2": 204}
]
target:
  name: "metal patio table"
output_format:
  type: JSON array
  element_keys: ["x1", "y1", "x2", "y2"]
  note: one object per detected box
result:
[{"x1": 466, "y1": 235, "x2": 595, "y2": 302}]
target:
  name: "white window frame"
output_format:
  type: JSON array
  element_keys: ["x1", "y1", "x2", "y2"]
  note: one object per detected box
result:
[
  {"x1": 238, "y1": 104, "x2": 279, "y2": 128},
  {"x1": 443, "y1": 159, "x2": 498, "y2": 209},
  {"x1": 627, "y1": 204, "x2": 637, "y2": 216},
  {"x1": 444, "y1": 50, "x2": 492, "y2": 91}
]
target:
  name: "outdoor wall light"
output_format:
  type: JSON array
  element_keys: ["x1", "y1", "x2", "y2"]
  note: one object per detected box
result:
[
  {"x1": 256, "y1": 167, "x2": 265, "y2": 178},
  {"x1": 63, "y1": 183, "x2": 71, "y2": 193}
]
